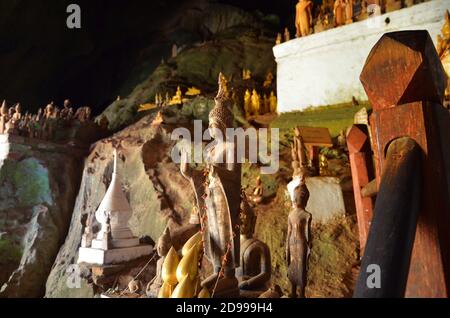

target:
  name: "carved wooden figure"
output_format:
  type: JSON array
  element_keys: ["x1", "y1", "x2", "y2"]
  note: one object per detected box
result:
[{"x1": 286, "y1": 177, "x2": 312, "y2": 298}]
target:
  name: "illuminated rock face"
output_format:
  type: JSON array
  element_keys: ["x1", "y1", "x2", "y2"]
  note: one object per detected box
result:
[
  {"x1": 273, "y1": 0, "x2": 450, "y2": 113},
  {"x1": 0, "y1": 135, "x2": 85, "y2": 298}
]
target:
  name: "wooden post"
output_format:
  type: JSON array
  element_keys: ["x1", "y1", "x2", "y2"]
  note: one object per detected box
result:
[
  {"x1": 347, "y1": 124, "x2": 374, "y2": 254},
  {"x1": 354, "y1": 137, "x2": 422, "y2": 298},
  {"x1": 360, "y1": 30, "x2": 450, "y2": 297}
]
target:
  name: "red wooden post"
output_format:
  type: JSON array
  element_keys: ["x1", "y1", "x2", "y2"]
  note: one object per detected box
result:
[
  {"x1": 361, "y1": 31, "x2": 450, "y2": 297},
  {"x1": 347, "y1": 124, "x2": 374, "y2": 254}
]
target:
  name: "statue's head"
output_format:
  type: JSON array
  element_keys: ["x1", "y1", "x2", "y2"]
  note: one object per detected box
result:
[
  {"x1": 240, "y1": 191, "x2": 256, "y2": 238},
  {"x1": 208, "y1": 73, "x2": 233, "y2": 136},
  {"x1": 64, "y1": 99, "x2": 71, "y2": 108},
  {"x1": 157, "y1": 227, "x2": 172, "y2": 257},
  {"x1": 288, "y1": 176, "x2": 309, "y2": 209}
]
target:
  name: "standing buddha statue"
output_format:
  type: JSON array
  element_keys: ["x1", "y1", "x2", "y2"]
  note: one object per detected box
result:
[{"x1": 181, "y1": 73, "x2": 241, "y2": 297}]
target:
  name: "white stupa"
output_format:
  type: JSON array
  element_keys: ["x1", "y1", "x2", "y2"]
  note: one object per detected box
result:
[{"x1": 78, "y1": 149, "x2": 153, "y2": 265}]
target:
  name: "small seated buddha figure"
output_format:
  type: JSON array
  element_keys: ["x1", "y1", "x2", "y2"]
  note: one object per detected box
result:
[
  {"x1": 170, "y1": 86, "x2": 183, "y2": 105},
  {"x1": 146, "y1": 227, "x2": 172, "y2": 298},
  {"x1": 249, "y1": 176, "x2": 264, "y2": 204},
  {"x1": 237, "y1": 192, "x2": 271, "y2": 296}
]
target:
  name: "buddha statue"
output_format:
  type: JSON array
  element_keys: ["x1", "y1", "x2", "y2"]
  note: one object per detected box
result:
[
  {"x1": 275, "y1": 33, "x2": 282, "y2": 45},
  {"x1": 172, "y1": 44, "x2": 178, "y2": 58},
  {"x1": 181, "y1": 73, "x2": 241, "y2": 297},
  {"x1": 219, "y1": 73, "x2": 230, "y2": 98},
  {"x1": 251, "y1": 90, "x2": 261, "y2": 116},
  {"x1": 147, "y1": 227, "x2": 172, "y2": 297},
  {"x1": 242, "y1": 69, "x2": 252, "y2": 80},
  {"x1": 12, "y1": 103, "x2": 22, "y2": 122},
  {"x1": 237, "y1": 192, "x2": 271, "y2": 294},
  {"x1": 61, "y1": 99, "x2": 73, "y2": 120},
  {"x1": 269, "y1": 92, "x2": 277, "y2": 113},
  {"x1": 244, "y1": 90, "x2": 251, "y2": 117},
  {"x1": 286, "y1": 176, "x2": 312, "y2": 298},
  {"x1": 261, "y1": 95, "x2": 267, "y2": 115},
  {"x1": 170, "y1": 87, "x2": 183, "y2": 105},
  {"x1": 151, "y1": 111, "x2": 164, "y2": 126},
  {"x1": 263, "y1": 72, "x2": 274, "y2": 88},
  {"x1": 249, "y1": 176, "x2": 264, "y2": 204},
  {"x1": 334, "y1": 0, "x2": 346, "y2": 27},
  {"x1": 0, "y1": 100, "x2": 8, "y2": 134},
  {"x1": 284, "y1": 27, "x2": 291, "y2": 42},
  {"x1": 295, "y1": 0, "x2": 313, "y2": 37},
  {"x1": 319, "y1": 153, "x2": 330, "y2": 176},
  {"x1": 186, "y1": 87, "x2": 201, "y2": 97},
  {"x1": 344, "y1": 0, "x2": 353, "y2": 24}
]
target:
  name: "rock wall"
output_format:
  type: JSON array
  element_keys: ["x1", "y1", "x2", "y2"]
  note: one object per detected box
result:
[
  {"x1": 0, "y1": 135, "x2": 86, "y2": 297},
  {"x1": 99, "y1": 4, "x2": 277, "y2": 130}
]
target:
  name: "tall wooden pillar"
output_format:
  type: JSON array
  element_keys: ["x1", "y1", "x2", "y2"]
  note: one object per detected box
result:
[{"x1": 360, "y1": 31, "x2": 450, "y2": 297}]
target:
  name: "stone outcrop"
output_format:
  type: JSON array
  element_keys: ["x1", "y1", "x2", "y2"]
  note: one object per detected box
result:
[{"x1": 0, "y1": 135, "x2": 86, "y2": 297}]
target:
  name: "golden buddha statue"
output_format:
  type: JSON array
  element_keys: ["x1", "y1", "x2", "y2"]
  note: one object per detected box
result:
[
  {"x1": 263, "y1": 94, "x2": 270, "y2": 115},
  {"x1": 244, "y1": 89, "x2": 251, "y2": 117},
  {"x1": 186, "y1": 87, "x2": 201, "y2": 96},
  {"x1": 181, "y1": 73, "x2": 241, "y2": 298},
  {"x1": 242, "y1": 69, "x2": 252, "y2": 80},
  {"x1": 169, "y1": 86, "x2": 183, "y2": 105},
  {"x1": 334, "y1": 0, "x2": 346, "y2": 27},
  {"x1": 284, "y1": 27, "x2": 291, "y2": 42},
  {"x1": 249, "y1": 176, "x2": 264, "y2": 204},
  {"x1": 219, "y1": 73, "x2": 230, "y2": 98},
  {"x1": 263, "y1": 72, "x2": 274, "y2": 88},
  {"x1": 275, "y1": 33, "x2": 282, "y2": 45},
  {"x1": 0, "y1": 100, "x2": 9, "y2": 134},
  {"x1": 251, "y1": 89, "x2": 261, "y2": 116},
  {"x1": 319, "y1": 153, "x2": 330, "y2": 176},
  {"x1": 151, "y1": 111, "x2": 164, "y2": 126},
  {"x1": 269, "y1": 91, "x2": 277, "y2": 113},
  {"x1": 295, "y1": 0, "x2": 313, "y2": 37}
]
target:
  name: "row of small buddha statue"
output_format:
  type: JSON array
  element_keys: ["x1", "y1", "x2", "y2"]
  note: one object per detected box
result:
[
  {"x1": 0, "y1": 99, "x2": 92, "y2": 141},
  {"x1": 244, "y1": 90, "x2": 277, "y2": 117},
  {"x1": 276, "y1": 0, "x2": 427, "y2": 45}
]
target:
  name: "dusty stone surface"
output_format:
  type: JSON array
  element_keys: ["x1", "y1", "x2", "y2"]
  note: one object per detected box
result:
[{"x1": 0, "y1": 136, "x2": 85, "y2": 297}]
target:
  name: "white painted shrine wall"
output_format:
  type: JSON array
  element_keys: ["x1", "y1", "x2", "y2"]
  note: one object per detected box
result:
[{"x1": 273, "y1": 0, "x2": 450, "y2": 113}]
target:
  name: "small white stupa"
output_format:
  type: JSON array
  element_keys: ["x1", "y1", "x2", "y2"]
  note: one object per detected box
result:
[{"x1": 78, "y1": 149, "x2": 153, "y2": 265}]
